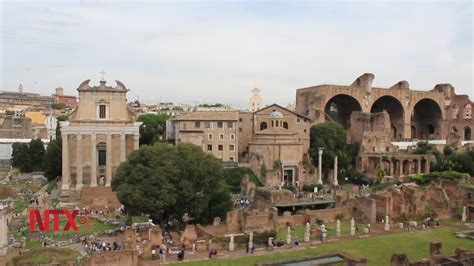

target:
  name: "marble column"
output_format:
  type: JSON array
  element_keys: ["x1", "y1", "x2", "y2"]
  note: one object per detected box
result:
[
  {"x1": 61, "y1": 133, "x2": 70, "y2": 190},
  {"x1": 333, "y1": 156, "x2": 338, "y2": 186},
  {"x1": 318, "y1": 148, "x2": 323, "y2": 185},
  {"x1": 90, "y1": 133, "x2": 97, "y2": 187},
  {"x1": 106, "y1": 133, "x2": 112, "y2": 187},
  {"x1": 133, "y1": 134, "x2": 139, "y2": 150},
  {"x1": 0, "y1": 210, "x2": 7, "y2": 252},
  {"x1": 120, "y1": 133, "x2": 126, "y2": 162},
  {"x1": 75, "y1": 134, "x2": 83, "y2": 190}
]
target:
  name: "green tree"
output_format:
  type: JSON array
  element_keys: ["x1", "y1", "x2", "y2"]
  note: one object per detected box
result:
[
  {"x1": 43, "y1": 140, "x2": 62, "y2": 181},
  {"x1": 112, "y1": 143, "x2": 232, "y2": 228},
  {"x1": 29, "y1": 139, "x2": 45, "y2": 171},
  {"x1": 309, "y1": 122, "x2": 351, "y2": 179},
  {"x1": 11, "y1": 143, "x2": 32, "y2": 173},
  {"x1": 137, "y1": 114, "x2": 171, "y2": 145},
  {"x1": 51, "y1": 103, "x2": 67, "y2": 110},
  {"x1": 414, "y1": 141, "x2": 441, "y2": 159}
]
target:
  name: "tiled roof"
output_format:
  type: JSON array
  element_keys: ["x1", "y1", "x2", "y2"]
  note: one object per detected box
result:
[{"x1": 173, "y1": 111, "x2": 239, "y2": 121}]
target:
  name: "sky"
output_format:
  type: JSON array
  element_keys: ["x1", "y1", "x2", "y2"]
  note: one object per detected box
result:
[{"x1": 0, "y1": 0, "x2": 472, "y2": 108}]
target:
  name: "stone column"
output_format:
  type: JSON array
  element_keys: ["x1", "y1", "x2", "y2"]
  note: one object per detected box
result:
[
  {"x1": 350, "y1": 218, "x2": 355, "y2": 236},
  {"x1": 90, "y1": 133, "x2": 97, "y2": 187},
  {"x1": 462, "y1": 206, "x2": 467, "y2": 222},
  {"x1": 106, "y1": 133, "x2": 112, "y2": 187},
  {"x1": 318, "y1": 148, "x2": 323, "y2": 185},
  {"x1": 336, "y1": 220, "x2": 341, "y2": 237},
  {"x1": 133, "y1": 134, "x2": 139, "y2": 150},
  {"x1": 286, "y1": 226, "x2": 291, "y2": 244},
  {"x1": 229, "y1": 234, "x2": 235, "y2": 251},
  {"x1": 333, "y1": 156, "x2": 338, "y2": 186},
  {"x1": 384, "y1": 215, "x2": 390, "y2": 231},
  {"x1": 304, "y1": 222, "x2": 310, "y2": 242},
  {"x1": 0, "y1": 210, "x2": 8, "y2": 252},
  {"x1": 75, "y1": 134, "x2": 83, "y2": 190},
  {"x1": 399, "y1": 162, "x2": 403, "y2": 177},
  {"x1": 120, "y1": 133, "x2": 126, "y2": 162},
  {"x1": 61, "y1": 133, "x2": 70, "y2": 190}
]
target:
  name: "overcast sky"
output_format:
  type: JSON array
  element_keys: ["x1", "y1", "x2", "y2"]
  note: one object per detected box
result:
[{"x1": 1, "y1": 0, "x2": 472, "y2": 108}]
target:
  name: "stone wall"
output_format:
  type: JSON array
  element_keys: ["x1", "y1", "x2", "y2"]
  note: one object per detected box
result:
[
  {"x1": 353, "y1": 196, "x2": 376, "y2": 223},
  {"x1": 301, "y1": 207, "x2": 353, "y2": 224},
  {"x1": 86, "y1": 250, "x2": 138, "y2": 266}
]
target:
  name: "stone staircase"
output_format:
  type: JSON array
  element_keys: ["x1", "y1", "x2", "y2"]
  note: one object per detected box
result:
[{"x1": 78, "y1": 187, "x2": 121, "y2": 210}]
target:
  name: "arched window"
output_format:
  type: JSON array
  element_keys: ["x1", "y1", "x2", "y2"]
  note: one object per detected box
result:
[
  {"x1": 451, "y1": 104, "x2": 459, "y2": 119},
  {"x1": 465, "y1": 126, "x2": 472, "y2": 140},
  {"x1": 464, "y1": 104, "x2": 472, "y2": 119},
  {"x1": 260, "y1": 122, "x2": 267, "y2": 130},
  {"x1": 283, "y1": 122, "x2": 288, "y2": 129},
  {"x1": 451, "y1": 127, "x2": 459, "y2": 133}
]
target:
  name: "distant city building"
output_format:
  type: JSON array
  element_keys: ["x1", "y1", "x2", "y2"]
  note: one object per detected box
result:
[
  {"x1": 167, "y1": 110, "x2": 239, "y2": 162},
  {"x1": 249, "y1": 87, "x2": 263, "y2": 112},
  {"x1": 157, "y1": 102, "x2": 193, "y2": 117},
  {"x1": 60, "y1": 79, "x2": 140, "y2": 194},
  {"x1": 195, "y1": 104, "x2": 234, "y2": 112},
  {"x1": 0, "y1": 84, "x2": 54, "y2": 109},
  {"x1": 53, "y1": 87, "x2": 77, "y2": 106},
  {"x1": 0, "y1": 115, "x2": 32, "y2": 139}
]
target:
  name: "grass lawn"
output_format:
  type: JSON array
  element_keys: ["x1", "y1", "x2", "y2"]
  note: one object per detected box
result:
[
  {"x1": 177, "y1": 227, "x2": 474, "y2": 266},
  {"x1": 10, "y1": 247, "x2": 80, "y2": 265},
  {"x1": 10, "y1": 216, "x2": 117, "y2": 241}
]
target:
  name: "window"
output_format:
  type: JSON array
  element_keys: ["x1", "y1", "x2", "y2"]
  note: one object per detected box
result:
[
  {"x1": 219, "y1": 134, "x2": 224, "y2": 140},
  {"x1": 283, "y1": 122, "x2": 288, "y2": 129},
  {"x1": 304, "y1": 129, "x2": 307, "y2": 133},
  {"x1": 297, "y1": 118, "x2": 300, "y2": 123},
  {"x1": 239, "y1": 128, "x2": 242, "y2": 132},
  {"x1": 208, "y1": 134, "x2": 213, "y2": 140},
  {"x1": 217, "y1": 121, "x2": 223, "y2": 128},
  {"x1": 239, "y1": 118, "x2": 242, "y2": 122},
  {"x1": 97, "y1": 143, "x2": 106, "y2": 166},
  {"x1": 99, "y1": 105, "x2": 106, "y2": 119},
  {"x1": 229, "y1": 145, "x2": 235, "y2": 151},
  {"x1": 205, "y1": 121, "x2": 210, "y2": 128},
  {"x1": 228, "y1": 122, "x2": 233, "y2": 128},
  {"x1": 195, "y1": 121, "x2": 201, "y2": 128},
  {"x1": 230, "y1": 156, "x2": 234, "y2": 162},
  {"x1": 207, "y1": 144, "x2": 212, "y2": 151},
  {"x1": 260, "y1": 122, "x2": 267, "y2": 130},
  {"x1": 276, "y1": 121, "x2": 279, "y2": 127},
  {"x1": 230, "y1": 134, "x2": 235, "y2": 140},
  {"x1": 218, "y1": 144, "x2": 223, "y2": 151}
]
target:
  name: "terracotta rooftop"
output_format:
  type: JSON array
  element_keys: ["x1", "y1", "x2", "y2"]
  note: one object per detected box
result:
[{"x1": 172, "y1": 111, "x2": 239, "y2": 121}]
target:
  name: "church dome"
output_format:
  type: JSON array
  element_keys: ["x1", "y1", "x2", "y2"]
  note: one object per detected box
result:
[{"x1": 270, "y1": 111, "x2": 283, "y2": 119}]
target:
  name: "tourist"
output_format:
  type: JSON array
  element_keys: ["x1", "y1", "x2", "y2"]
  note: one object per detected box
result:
[
  {"x1": 209, "y1": 248, "x2": 217, "y2": 258},
  {"x1": 152, "y1": 248, "x2": 156, "y2": 260},
  {"x1": 246, "y1": 242, "x2": 249, "y2": 253},
  {"x1": 159, "y1": 246, "x2": 166, "y2": 261}
]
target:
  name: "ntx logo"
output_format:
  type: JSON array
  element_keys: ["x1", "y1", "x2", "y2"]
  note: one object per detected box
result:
[{"x1": 29, "y1": 209, "x2": 79, "y2": 232}]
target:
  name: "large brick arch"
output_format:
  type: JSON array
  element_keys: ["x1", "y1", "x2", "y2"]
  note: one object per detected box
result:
[
  {"x1": 410, "y1": 97, "x2": 445, "y2": 139},
  {"x1": 370, "y1": 95, "x2": 405, "y2": 139},
  {"x1": 323, "y1": 93, "x2": 363, "y2": 129},
  {"x1": 295, "y1": 73, "x2": 453, "y2": 140}
]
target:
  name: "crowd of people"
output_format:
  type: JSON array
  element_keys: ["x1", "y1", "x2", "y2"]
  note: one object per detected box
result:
[
  {"x1": 234, "y1": 198, "x2": 251, "y2": 209},
  {"x1": 83, "y1": 239, "x2": 121, "y2": 253}
]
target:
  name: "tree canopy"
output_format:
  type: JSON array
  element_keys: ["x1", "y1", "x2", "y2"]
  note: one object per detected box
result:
[
  {"x1": 137, "y1": 114, "x2": 171, "y2": 145},
  {"x1": 111, "y1": 143, "x2": 232, "y2": 227},
  {"x1": 309, "y1": 122, "x2": 354, "y2": 180}
]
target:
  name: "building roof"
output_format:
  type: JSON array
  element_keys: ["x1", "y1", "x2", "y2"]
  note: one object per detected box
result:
[
  {"x1": 256, "y1": 127, "x2": 295, "y2": 135},
  {"x1": 256, "y1": 103, "x2": 311, "y2": 120},
  {"x1": 172, "y1": 111, "x2": 239, "y2": 121}
]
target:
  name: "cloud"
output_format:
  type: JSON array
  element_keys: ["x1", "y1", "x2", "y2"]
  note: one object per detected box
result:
[{"x1": 0, "y1": 1, "x2": 472, "y2": 108}]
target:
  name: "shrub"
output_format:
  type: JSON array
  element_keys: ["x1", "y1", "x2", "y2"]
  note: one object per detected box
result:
[
  {"x1": 253, "y1": 230, "x2": 277, "y2": 245},
  {"x1": 408, "y1": 170, "x2": 470, "y2": 185},
  {"x1": 334, "y1": 213, "x2": 345, "y2": 221},
  {"x1": 282, "y1": 184, "x2": 296, "y2": 193},
  {"x1": 315, "y1": 218, "x2": 324, "y2": 225},
  {"x1": 302, "y1": 183, "x2": 323, "y2": 192}
]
